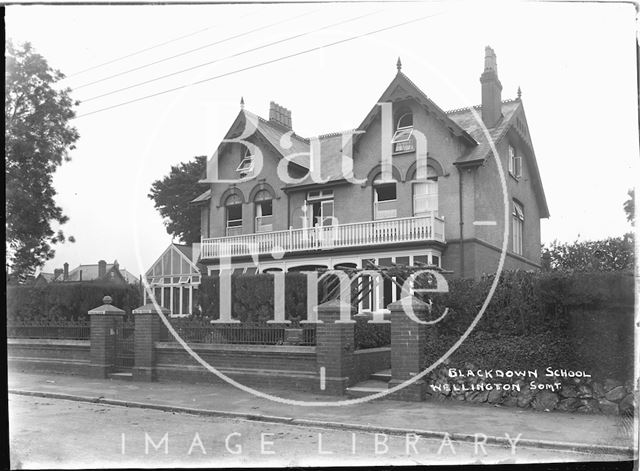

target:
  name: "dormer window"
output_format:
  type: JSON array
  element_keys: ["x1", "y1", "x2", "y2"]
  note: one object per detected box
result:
[
  {"x1": 508, "y1": 145, "x2": 522, "y2": 179},
  {"x1": 391, "y1": 112, "x2": 415, "y2": 154},
  {"x1": 236, "y1": 148, "x2": 254, "y2": 177}
]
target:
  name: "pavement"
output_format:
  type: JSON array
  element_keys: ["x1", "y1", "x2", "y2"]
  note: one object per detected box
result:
[{"x1": 7, "y1": 370, "x2": 637, "y2": 458}]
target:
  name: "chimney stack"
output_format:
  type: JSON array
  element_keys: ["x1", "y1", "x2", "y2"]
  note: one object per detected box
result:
[
  {"x1": 63, "y1": 263, "x2": 69, "y2": 281},
  {"x1": 480, "y1": 46, "x2": 503, "y2": 128},
  {"x1": 98, "y1": 260, "x2": 107, "y2": 278},
  {"x1": 269, "y1": 101, "x2": 292, "y2": 130},
  {"x1": 54, "y1": 268, "x2": 63, "y2": 281}
]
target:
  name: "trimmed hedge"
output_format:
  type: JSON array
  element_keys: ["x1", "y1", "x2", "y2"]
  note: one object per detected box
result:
[
  {"x1": 197, "y1": 273, "x2": 307, "y2": 322},
  {"x1": 7, "y1": 282, "x2": 141, "y2": 323},
  {"x1": 423, "y1": 270, "x2": 635, "y2": 382}
]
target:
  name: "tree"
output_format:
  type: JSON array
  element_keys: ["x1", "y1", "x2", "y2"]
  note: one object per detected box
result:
[
  {"x1": 148, "y1": 156, "x2": 207, "y2": 244},
  {"x1": 6, "y1": 41, "x2": 79, "y2": 278},
  {"x1": 623, "y1": 188, "x2": 634, "y2": 225},
  {"x1": 542, "y1": 234, "x2": 634, "y2": 273}
]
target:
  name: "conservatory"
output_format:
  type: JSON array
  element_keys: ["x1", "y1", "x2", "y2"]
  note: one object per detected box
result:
[{"x1": 144, "y1": 244, "x2": 201, "y2": 316}]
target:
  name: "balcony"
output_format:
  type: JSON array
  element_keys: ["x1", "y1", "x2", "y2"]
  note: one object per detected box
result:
[{"x1": 201, "y1": 215, "x2": 445, "y2": 259}]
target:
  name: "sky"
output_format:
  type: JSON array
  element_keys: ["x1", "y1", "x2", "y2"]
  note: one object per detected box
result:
[{"x1": 5, "y1": 0, "x2": 639, "y2": 278}]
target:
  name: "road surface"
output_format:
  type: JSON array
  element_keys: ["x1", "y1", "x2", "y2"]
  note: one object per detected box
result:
[{"x1": 9, "y1": 394, "x2": 626, "y2": 468}]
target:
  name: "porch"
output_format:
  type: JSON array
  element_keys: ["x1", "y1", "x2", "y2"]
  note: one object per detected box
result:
[{"x1": 201, "y1": 214, "x2": 445, "y2": 259}]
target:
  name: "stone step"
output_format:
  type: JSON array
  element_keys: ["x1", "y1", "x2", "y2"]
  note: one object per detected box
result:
[
  {"x1": 345, "y1": 379, "x2": 388, "y2": 398},
  {"x1": 108, "y1": 372, "x2": 133, "y2": 381},
  {"x1": 370, "y1": 369, "x2": 392, "y2": 382}
]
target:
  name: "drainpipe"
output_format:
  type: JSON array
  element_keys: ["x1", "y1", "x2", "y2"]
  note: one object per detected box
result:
[{"x1": 458, "y1": 167, "x2": 465, "y2": 277}]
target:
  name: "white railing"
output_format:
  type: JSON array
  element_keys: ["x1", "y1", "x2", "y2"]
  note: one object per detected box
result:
[{"x1": 202, "y1": 215, "x2": 445, "y2": 259}]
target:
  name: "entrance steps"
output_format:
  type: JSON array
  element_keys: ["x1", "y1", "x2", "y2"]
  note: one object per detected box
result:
[{"x1": 346, "y1": 369, "x2": 391, "y2": 398}]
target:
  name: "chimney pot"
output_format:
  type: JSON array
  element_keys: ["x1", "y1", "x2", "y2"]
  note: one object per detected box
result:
[
  {"x1": 268, "y1": 101, "x2": 292, "y2": 130},
  {"x1": 98, "y1": 260, "x2": 107, "y2": 278},
  {"x1": 480, "y1": 46, "x2": 503, "y2": 128}
]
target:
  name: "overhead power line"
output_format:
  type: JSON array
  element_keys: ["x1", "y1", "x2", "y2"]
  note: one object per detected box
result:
[
  {"x1": 76, "y1": 12, "x2": 442, "y2": 119},
  {"x1": 80, "y1": 9, "x2": 383, "y2": 103},
  {"x1": 65, "y1": 8, "x2": 264, "y2": 79},
  {"x1": 73, "y1": 8, "x2": 319, "y2": 91}
]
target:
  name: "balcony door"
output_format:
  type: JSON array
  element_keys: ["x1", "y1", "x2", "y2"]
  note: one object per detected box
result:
[
  {"x1": 254, "y1": 190, "x2": 273, "y2": 233},
  {"x1": 306, "y1": 190, "x2": 334, "y2": 227},
  {"x1": 413, "y1": 180, "x2": 438, "y2": 217}
]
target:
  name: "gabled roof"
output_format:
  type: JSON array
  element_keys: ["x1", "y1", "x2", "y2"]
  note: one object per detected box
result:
[
  {"x1": 145, "y1": 243, "x2": 200, "y2": 278},
  {"x1": 447, "y1": 99, "x2": 521, "y2": 166},
  {"x1": 447, "y1": 99, "x2": 549, "y2": 218},
  {"x1": 54, "y1": 262, "x2": 139, "y2": 284},
  {"x1": 355, "y1": 71, "x2": 478, "y2": 147}
]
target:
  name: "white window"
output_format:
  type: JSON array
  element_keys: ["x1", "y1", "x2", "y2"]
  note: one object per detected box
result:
[
  {"x1": 373, "y1": 175, "x2": 397, "y2": 220},
  {"x1": 392, "y1": 112, "x2": 415, "y2": 153},
  {"x1": 512, "y1": 201, "x2": 524, "y2": 255},
  {"x1": 254, "y1": 190, "x2": 273, "y2": 232},
  {"x1": 305, "y1": 190, "x2": 334, "y2": 227},
  {"x1": 236, "y1": 148, "x2": 254, "y2": 177},
  {"x1": 508, "y1": 145, "x2": 522, "y2": 178},
  {"x1": 413, "y1": 179, "x2": 438, "y2": 217},
  {"x1": 225, "y1": 193, "x2": 242, "y2": 236},
  {"x1": 306, "y1": 189, "x2": 333, "y2": 201}
]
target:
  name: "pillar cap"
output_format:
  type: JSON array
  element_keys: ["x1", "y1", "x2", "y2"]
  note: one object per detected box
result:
[
  {"x1": 132, "y1": 303, "x2": 171, "y2": 315},
  {"x1": 314, "y1": 298, "x2": 355, "y2": 313},
  {"x1": 387, "y1": 295, "x2": 430, "y2": 312},
  {"x1": 88, "y1": 296, "x2": 125, "y2": 316}
]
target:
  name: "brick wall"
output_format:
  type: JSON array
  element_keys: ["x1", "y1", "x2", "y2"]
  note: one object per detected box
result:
[
  {"x1": 7, "y1": 339, "x2": 91, "y2": 375},
  {"x1": 154, "y1": 342, "x2": 318, "y2": 390}
]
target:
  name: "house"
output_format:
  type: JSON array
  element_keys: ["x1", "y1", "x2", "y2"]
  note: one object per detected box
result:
[
  {"x1": 52, "y1": 260, "x2": 139, "y2": 285},
  {"x1": 143, "y1": 244, "x2": 202, "y2": 316},
  {"x1": 152, "y1": 47, "x2": 549, "y2": 314}
]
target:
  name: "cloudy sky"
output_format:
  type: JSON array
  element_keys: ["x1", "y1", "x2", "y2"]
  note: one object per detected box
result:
[{"x1": 6, "y1": 1, "x2": 638, "y2": 277}]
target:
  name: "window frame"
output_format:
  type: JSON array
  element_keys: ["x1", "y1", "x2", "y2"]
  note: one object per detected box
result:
[
  {"x1": 236, "y1": 148, "x2": 255, "y2": 177},
  {"x1": 392, "y1": 111, "x2": 415, "y2": 154},
  {"x1": 512, "y1": 200, "x2": 524, "y2": 255},
  {"x1": 508, "y1": 145, "x2": 522, "y2": 179}
]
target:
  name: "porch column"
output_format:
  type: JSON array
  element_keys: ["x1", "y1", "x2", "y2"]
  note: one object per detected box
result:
[
  {"x1": 132, "y1": 303, "x2": 170, "y2": 382},
  {"x1": 88, "y1": 296, "x2": 125, "y2": 378},
  {"x1": 315, "y1": 299, "x2": 355, "y2": 395},
  {"x1": 388, "y1": 296, "x2": 428, "y2": 401}
]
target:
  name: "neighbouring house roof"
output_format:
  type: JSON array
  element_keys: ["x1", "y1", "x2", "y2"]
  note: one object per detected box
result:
[
  {"x1": 54, "y1": 262, "x2": 139, "y2": 284},
  {"x1": 36, "y1": 272, "x2": 56, "y2": 282}
]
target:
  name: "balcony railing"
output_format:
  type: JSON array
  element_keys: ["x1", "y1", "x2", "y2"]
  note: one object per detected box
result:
[{"x1": 201, "y1": 215, "x2": 444, "y2": 259}]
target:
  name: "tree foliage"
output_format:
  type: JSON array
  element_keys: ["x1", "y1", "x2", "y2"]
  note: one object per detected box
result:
[
  {"x1": 148, "y1": 155, "x2": 207, "y2": 245},
  {"x1": 624, "y1": 188, "x2": 635, "y2": 225},
  {"x1": 542, "y1": 233, "x2": 634, "y2": 273},
  {"x1": 6, "y1": 41, "x2": 79, "y2": 277}
]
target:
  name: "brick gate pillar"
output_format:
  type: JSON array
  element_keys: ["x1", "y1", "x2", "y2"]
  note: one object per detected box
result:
[
  {"x1": 314, "y1": 299, "x2": 355, "y2": 395},
  {"x1": 132, "y1": 303, "x2": 170, "y2": 382},
  {"x1": 388, "y1": 296, "x2": 429, "y2": 401},
  {"x1": 88, "y1": 296, "x2": 125, "y2": 378}
]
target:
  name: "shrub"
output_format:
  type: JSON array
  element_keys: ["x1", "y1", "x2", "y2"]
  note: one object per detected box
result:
[{"x1": 7, "y1": 282, "x2": 141, "y2": 323}]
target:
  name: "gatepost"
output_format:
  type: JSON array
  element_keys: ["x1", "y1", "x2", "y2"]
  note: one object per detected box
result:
[
  {"x1": 388, "y1": 296, "x2": 428, "y2": 401},
  {"x1": 314, "y1": 299, "x2": 355, "y2": 395},
  {"x1": 132, "y1": 303, "x2": 170, "y2": 382},
  {"x1": 88, "y1": 296, "x2": 125, "y2": 378}
]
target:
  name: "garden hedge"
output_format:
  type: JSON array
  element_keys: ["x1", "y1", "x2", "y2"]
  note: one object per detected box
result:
[{"x1": 7, "y1": 282, "x2": 141, "y2": 323}]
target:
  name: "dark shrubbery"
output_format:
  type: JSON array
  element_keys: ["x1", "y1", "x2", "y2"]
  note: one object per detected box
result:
[
  {"x1": 197, "y1": 273, "x2": 307, "y2": 322},
  {"x1": 423, "y1": 270, "x2": 634, "y2": 382},
  {"x1": 7, "y1": 282, "x2": 141, "y2": 323}
]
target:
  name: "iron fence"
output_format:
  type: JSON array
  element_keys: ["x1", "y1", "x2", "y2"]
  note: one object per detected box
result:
[
  {"x1": 159, "y1": 320, "x2": 316, "y2": 346},
  {"x1": 7, "y1": 323, "x2": 90, "y2": 340}
]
